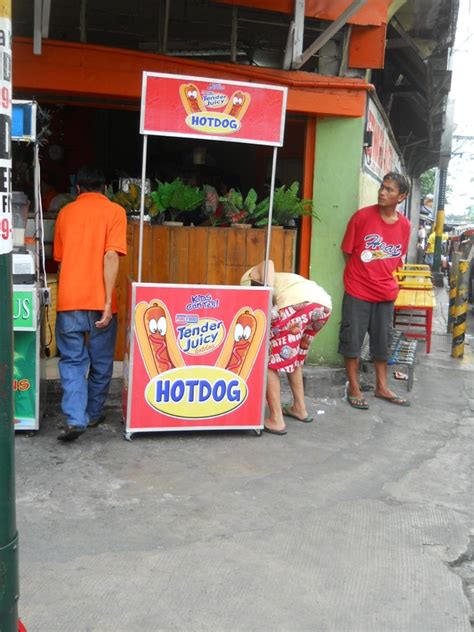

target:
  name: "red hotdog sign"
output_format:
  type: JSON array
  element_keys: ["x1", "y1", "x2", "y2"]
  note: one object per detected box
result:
[
  {"x1": 140, "y1": 72, "x2": 287, "y2": 147},
  {"x1": 125, "y1": 284, "x2": 270, "y2": 431}
]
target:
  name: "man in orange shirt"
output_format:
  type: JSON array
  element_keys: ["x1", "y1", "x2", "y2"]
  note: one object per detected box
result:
[{"x1": 54, "y1": 166, "x2": 127, "y2": 441}]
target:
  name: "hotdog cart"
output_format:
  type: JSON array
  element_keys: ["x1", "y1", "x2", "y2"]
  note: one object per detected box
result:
[{"x1": 122, "y1": 72, "x2": 287, "y2": 439}]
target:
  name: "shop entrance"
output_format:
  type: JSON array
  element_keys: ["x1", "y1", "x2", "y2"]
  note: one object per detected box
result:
[{"x1": 15, "y1": 103, "x2": 307, "y2": 216}]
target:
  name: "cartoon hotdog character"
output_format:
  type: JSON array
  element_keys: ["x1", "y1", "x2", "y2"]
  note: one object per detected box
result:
[
  {"x1": 224, "y1": 91, "x2": 251, "y2": 120},
  {"x1": 179, "y1": 83, "x2": 206, "y2": 115},
  {"x1": 134, "y1": 300, "x2": 184, "y2": 379},
  {"x1": 216, "y1": 308, "x2": 266, "y2": 381}
]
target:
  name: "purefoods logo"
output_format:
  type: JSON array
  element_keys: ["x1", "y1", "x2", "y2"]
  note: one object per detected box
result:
[{"x1": 145, "y1": 366, "x2": 248, "y2": 419}]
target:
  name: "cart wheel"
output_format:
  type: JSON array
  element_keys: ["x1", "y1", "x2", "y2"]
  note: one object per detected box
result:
[
  {"x1": 23, "y1": 431, "x2": 37, "y2": 438},
  {"x1": 123, "y1": 431, "x2": 134, "y2": 442},
  {"x1": 253, "y1": 429, "x2": 263, "y2": 437}
]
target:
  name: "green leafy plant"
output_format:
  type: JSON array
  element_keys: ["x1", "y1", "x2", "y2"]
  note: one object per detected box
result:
[
  {"x1": 258, "y1": 182, "x2": 318, "y2": 227},
  {"x1": 151, "y1": 178, "x2": 204, "y2": 222},
  {"x1": 220, "y1": 188, "x2": 259, "y2": 225},
  {"x1": 251, "y1": 197, "x2": 278, "y2": 227}
]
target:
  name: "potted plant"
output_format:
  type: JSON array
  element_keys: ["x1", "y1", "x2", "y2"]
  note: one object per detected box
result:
[
  {"x1": 201, "y1": 184, "x2": 226, "y2": 226},
  {"x1": 111, "y1": 183, "x2": 161, "y2": 221},
  {"x1": 272, "y1": 181, "x2": 318, "y2": 227},
  {"x1": 151, "y1": 178, "x2": 204, "y2": 225},
  {"x1": 250, "y1": 196, "x2": 279, "y2": 228},
  {"x1": 220, "y1": 188, "x2": 258, "y2": 227}
]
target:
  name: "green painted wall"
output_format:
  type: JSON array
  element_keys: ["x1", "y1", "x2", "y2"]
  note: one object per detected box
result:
[{"x1": 307, "y1": 116, "x2": 365, "y2": 366}]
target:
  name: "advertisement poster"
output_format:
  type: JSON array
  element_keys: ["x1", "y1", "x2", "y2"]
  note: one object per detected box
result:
[
  {"x1": 126, "y1": 284, "x2": 271, "y2": 432},
  {"x1": 13, "y1": 331, "x2": 37, "y2": 429},
  {"x1": 0, "y1": 10, "x2": 12, "y2": 254},
  {"x1": 13, "y1": 286, "x2": 37, "y2": 330},
  {"x1": 363, "y1": 96, "x2": 402, "y2": 181},
  {"x1": 140, "y1": 72, "x2": 287, "y2": 147}
]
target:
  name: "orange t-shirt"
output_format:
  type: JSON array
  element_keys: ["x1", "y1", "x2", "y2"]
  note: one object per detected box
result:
[{"x1": 54, "y1": 192, "x2": 127, "y2": 312}]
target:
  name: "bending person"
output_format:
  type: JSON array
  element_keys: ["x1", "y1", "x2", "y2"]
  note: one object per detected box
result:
[{"x1": 241, "y1": 260, "x2": 332, "y2": 435}]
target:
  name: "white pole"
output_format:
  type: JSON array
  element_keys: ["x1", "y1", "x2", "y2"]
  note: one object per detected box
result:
[
  {"x1": 33, "y1": 142, "x2": 41, "y2": 285},
  {"x1": 264, "y1": 146, "x2": 278, "y2": 284},
  {"x1": 137, "y1": 134, "x2": 148, "y2": 283}
]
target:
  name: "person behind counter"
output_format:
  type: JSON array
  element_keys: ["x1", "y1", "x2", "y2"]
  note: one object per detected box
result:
[
  {"x1": 241, "y1": 260, "x2": 332, "y2": 435},
  {"x1": 53, "y1": 165, "x2": 127, "y2": 442}
]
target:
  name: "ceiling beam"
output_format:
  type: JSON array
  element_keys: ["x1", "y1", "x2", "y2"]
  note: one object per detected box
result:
[
  {"x1": 283, "y1": 0, "x2": 305, "y2": 71},
  {"x1": 292, "y1": 0, "x2": 305, "y2": 67},
  {"x1": 33, "y1": 0, "x2": 52, "y2": 54},
  {"x1": 33, "y1": 0, "x2": 42, "y2": 55},
  {"x1": 41, "y1": 0, "x2": 51, "y2": 38},
  {"x1": 293, "y1": 0, "x2": 368, "y2": 70},
  {"x1": 390, "y1": 18, "x2": 424, "y2": 60},
  {"x1": 230, "y1": 6, "x2": 238, "y2": 62}
]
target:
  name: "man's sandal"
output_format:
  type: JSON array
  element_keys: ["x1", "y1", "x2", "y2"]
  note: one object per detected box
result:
[
  {"x1": 346, "y1": 395, "x2": 369, "y2": 410},
  {"x1": 374, "y1": 394, "x2": 410, "y2": 407}
]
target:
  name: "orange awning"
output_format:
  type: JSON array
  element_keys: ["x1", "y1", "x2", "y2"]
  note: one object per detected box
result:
[{"x1": 13, "y1": 38, "x2": 371, "y2": 117}]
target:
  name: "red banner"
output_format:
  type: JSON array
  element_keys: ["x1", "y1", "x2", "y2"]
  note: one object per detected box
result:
[
  {"x1": 140, "y1": 72, "x2": 287, "y2": 147},
  {"x1": 124, "y1": 283, "x2": 271, "y2": 432}
]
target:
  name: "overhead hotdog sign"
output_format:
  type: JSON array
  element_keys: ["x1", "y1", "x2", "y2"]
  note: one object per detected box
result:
[
  {"x1": 140, "y1": 72, "x2": 287, "y2": 146},
  {"x1": 125, "y1": 284, "x2": 270, "y2": 431}
]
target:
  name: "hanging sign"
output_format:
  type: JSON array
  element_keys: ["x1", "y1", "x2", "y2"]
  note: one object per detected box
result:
[
  {"x1": 140, "y1": 72, "x2": 287, "y2": 147},
  {"x1": 125, "y1": 283, "x2": 270, "y2": 432},
  {"x1": 12, "y1": 287, "x2": 37, "y2": 331},
  {"x1": 12, "y1": 100, "x2": 37, "y2": 142},
  {"x1": 13, "y1": 331, "x2": 37, "y2": 429},
  {"x1": 0, "y1": 8, "x2": 12, "y2": 254}
]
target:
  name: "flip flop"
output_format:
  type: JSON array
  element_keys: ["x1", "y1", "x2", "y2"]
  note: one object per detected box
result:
[
  {"x1": 263, "y1": 426, "x2": 287, "y2": 436},
  {"x1": 282, "y1": 405, "x2": 313, "y2": 423},
  {"x1": 393, "y1": 371, "x2": 408, "y2": 381},
  {"x1": 374, "y1": 394, "x2": 411, "y2": 407},
  {"x1": 346, "y1": 395, "x2": 369, "y2": 410}
]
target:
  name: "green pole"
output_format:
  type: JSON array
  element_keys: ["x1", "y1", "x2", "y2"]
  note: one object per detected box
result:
[
  {"x1": 0, "y1": 0, "x2": 19, "y2": 629},
  {"x1": 0, "y1": 255, "x2": 19, "y2": 632}
]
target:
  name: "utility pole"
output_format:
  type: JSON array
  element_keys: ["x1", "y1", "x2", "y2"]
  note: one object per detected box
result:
[
  {"x1": 432, "y1": 166, "x2": 447, "y2": 286},
  {"x1": 433, "y1": 98, "x2": 454, "y2": 287},
  {"x1": 0, "y1": 0, "x2": 19, "y2": 630}
]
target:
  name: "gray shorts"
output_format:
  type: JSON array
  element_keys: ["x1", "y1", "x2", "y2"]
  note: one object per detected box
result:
[{"x1": 338, "y1": 293, "x2": 393, "y2": 361}]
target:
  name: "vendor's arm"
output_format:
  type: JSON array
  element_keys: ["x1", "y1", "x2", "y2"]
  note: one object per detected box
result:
[
  {"x1": 251, "y1": 259, "x2": 275, "y2": 286},
  {"x1": 95, "y1": 250, "x2": 119, "y2": 329}
]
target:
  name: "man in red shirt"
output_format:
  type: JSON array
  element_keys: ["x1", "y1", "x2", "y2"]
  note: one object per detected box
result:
[
  {"x1": 54, "y1": 166, "x2": 127, "y2": 441},
  {"x1": 339, "y1": 172, "x2": 411, "y2": 409}
]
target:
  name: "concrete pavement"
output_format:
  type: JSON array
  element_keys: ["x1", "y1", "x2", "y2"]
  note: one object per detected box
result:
[{"x1": 15, "y1": 286, "x2": 474, "y2": 631}]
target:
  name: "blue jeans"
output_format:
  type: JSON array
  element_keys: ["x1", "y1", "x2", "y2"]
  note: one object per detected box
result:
[{"x1": 56, "y1": 310, "x2": 118, "y2": 428}]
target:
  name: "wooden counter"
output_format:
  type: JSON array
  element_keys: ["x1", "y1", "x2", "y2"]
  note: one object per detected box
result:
[{"x1": 114, "y1": 222, "x2": 297, "y2": 360}]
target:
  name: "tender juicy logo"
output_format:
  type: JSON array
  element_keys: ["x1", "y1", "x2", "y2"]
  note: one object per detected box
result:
[
  {"x1": 177, "y1": 318, "x2": 225, "y2": 355},
  {"x1": 185, "y1": 112, "x2": 240, "y2": 135},
  {"x1": 202, "y1": 91, "x2": 228, "y2": 108},
  {"x1": 145, "y1": 366, "x2": 248, "y2": 419}
]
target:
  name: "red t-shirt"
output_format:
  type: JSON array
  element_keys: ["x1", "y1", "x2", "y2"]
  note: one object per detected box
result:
[{"x1": 341, "y1": 204, "x2": 411, "y2": 302}]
